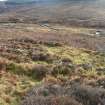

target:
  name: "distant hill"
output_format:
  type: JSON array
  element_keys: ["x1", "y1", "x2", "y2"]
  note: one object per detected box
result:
[
  {"x1": 0, "y1": 0, "x2": 36, "y2": 13},
  {"x1": 5, "y1": 0, "x2": 36, "y2": 5},
  {"x1": 0, "y1": 0, "x2": 105, "y2": 27}
]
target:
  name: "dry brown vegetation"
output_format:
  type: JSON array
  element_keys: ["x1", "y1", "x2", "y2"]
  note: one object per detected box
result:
[
  {"x1": 0, "y1": 35, "x2": 104, "y2": 105},
  {"x1": 0, "y1": 3, "x2": 105, "y2": 104},
  {"x1": 21, "y1": 83, "x2": 105, "y2": 105}
]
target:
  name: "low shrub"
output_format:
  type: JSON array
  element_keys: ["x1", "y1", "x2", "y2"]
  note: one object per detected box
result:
[
  {"x1": 43, "y1": 41, "x2": 63, "y2": 47},
  {"x1": 21, "y1": 84, "x2": 82, "y2": 105},
  {"x1": 22, "y1": 96, "x2": 82, "y2": 105},
  {"x1": 31, "y1": 52, "x2": 58, "y2": 63},
  {"x1": 51, "y1": 64, "x2": 75, "y2": 77},
  {"x1": 71, "y1": 85, "x2": 105, "y2": 105},
  {"x1": 29, "y1": 65, "x2": 50, "y2": 80},
  {"x1": 21, "y1": 83, "x2": 105, "y2": 105}
]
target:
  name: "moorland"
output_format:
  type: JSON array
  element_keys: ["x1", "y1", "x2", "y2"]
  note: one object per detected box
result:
[{"x1": 0, "y1": 0, "x2": 105, "y2": 105}]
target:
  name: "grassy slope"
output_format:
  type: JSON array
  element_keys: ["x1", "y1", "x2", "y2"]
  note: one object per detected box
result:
[
  {"x1": 0, "y1": 38, "x2": 105, "y2": 105},
  {"x1": 0, "y1": 1, "x2": 105, "y2": 104}
]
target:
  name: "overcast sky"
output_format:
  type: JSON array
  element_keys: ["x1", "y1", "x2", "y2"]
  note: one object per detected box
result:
[{"x1": 0, "y1": 0, "x2": 104, "y2": 6}]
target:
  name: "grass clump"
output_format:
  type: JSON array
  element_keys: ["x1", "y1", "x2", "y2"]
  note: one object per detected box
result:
[
  {"x1": 6, "y1": 63, "x2": 25, "y2": 75},
  {"x1": 51, "y1": 64, "x2": 75, "y2": 77}
]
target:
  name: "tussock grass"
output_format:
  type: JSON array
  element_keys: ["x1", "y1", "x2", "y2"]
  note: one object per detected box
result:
[{"x1": 0, "y1": 38, "x2": 105, "y2": 105}]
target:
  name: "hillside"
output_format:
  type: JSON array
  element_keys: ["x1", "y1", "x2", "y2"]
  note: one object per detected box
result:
[
  {"x1": 0, "y1": 0, "x2": 105, "y2": 105},
  {"x1": 0, "y1": 0, "x2": 105, "y2": 27}
]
